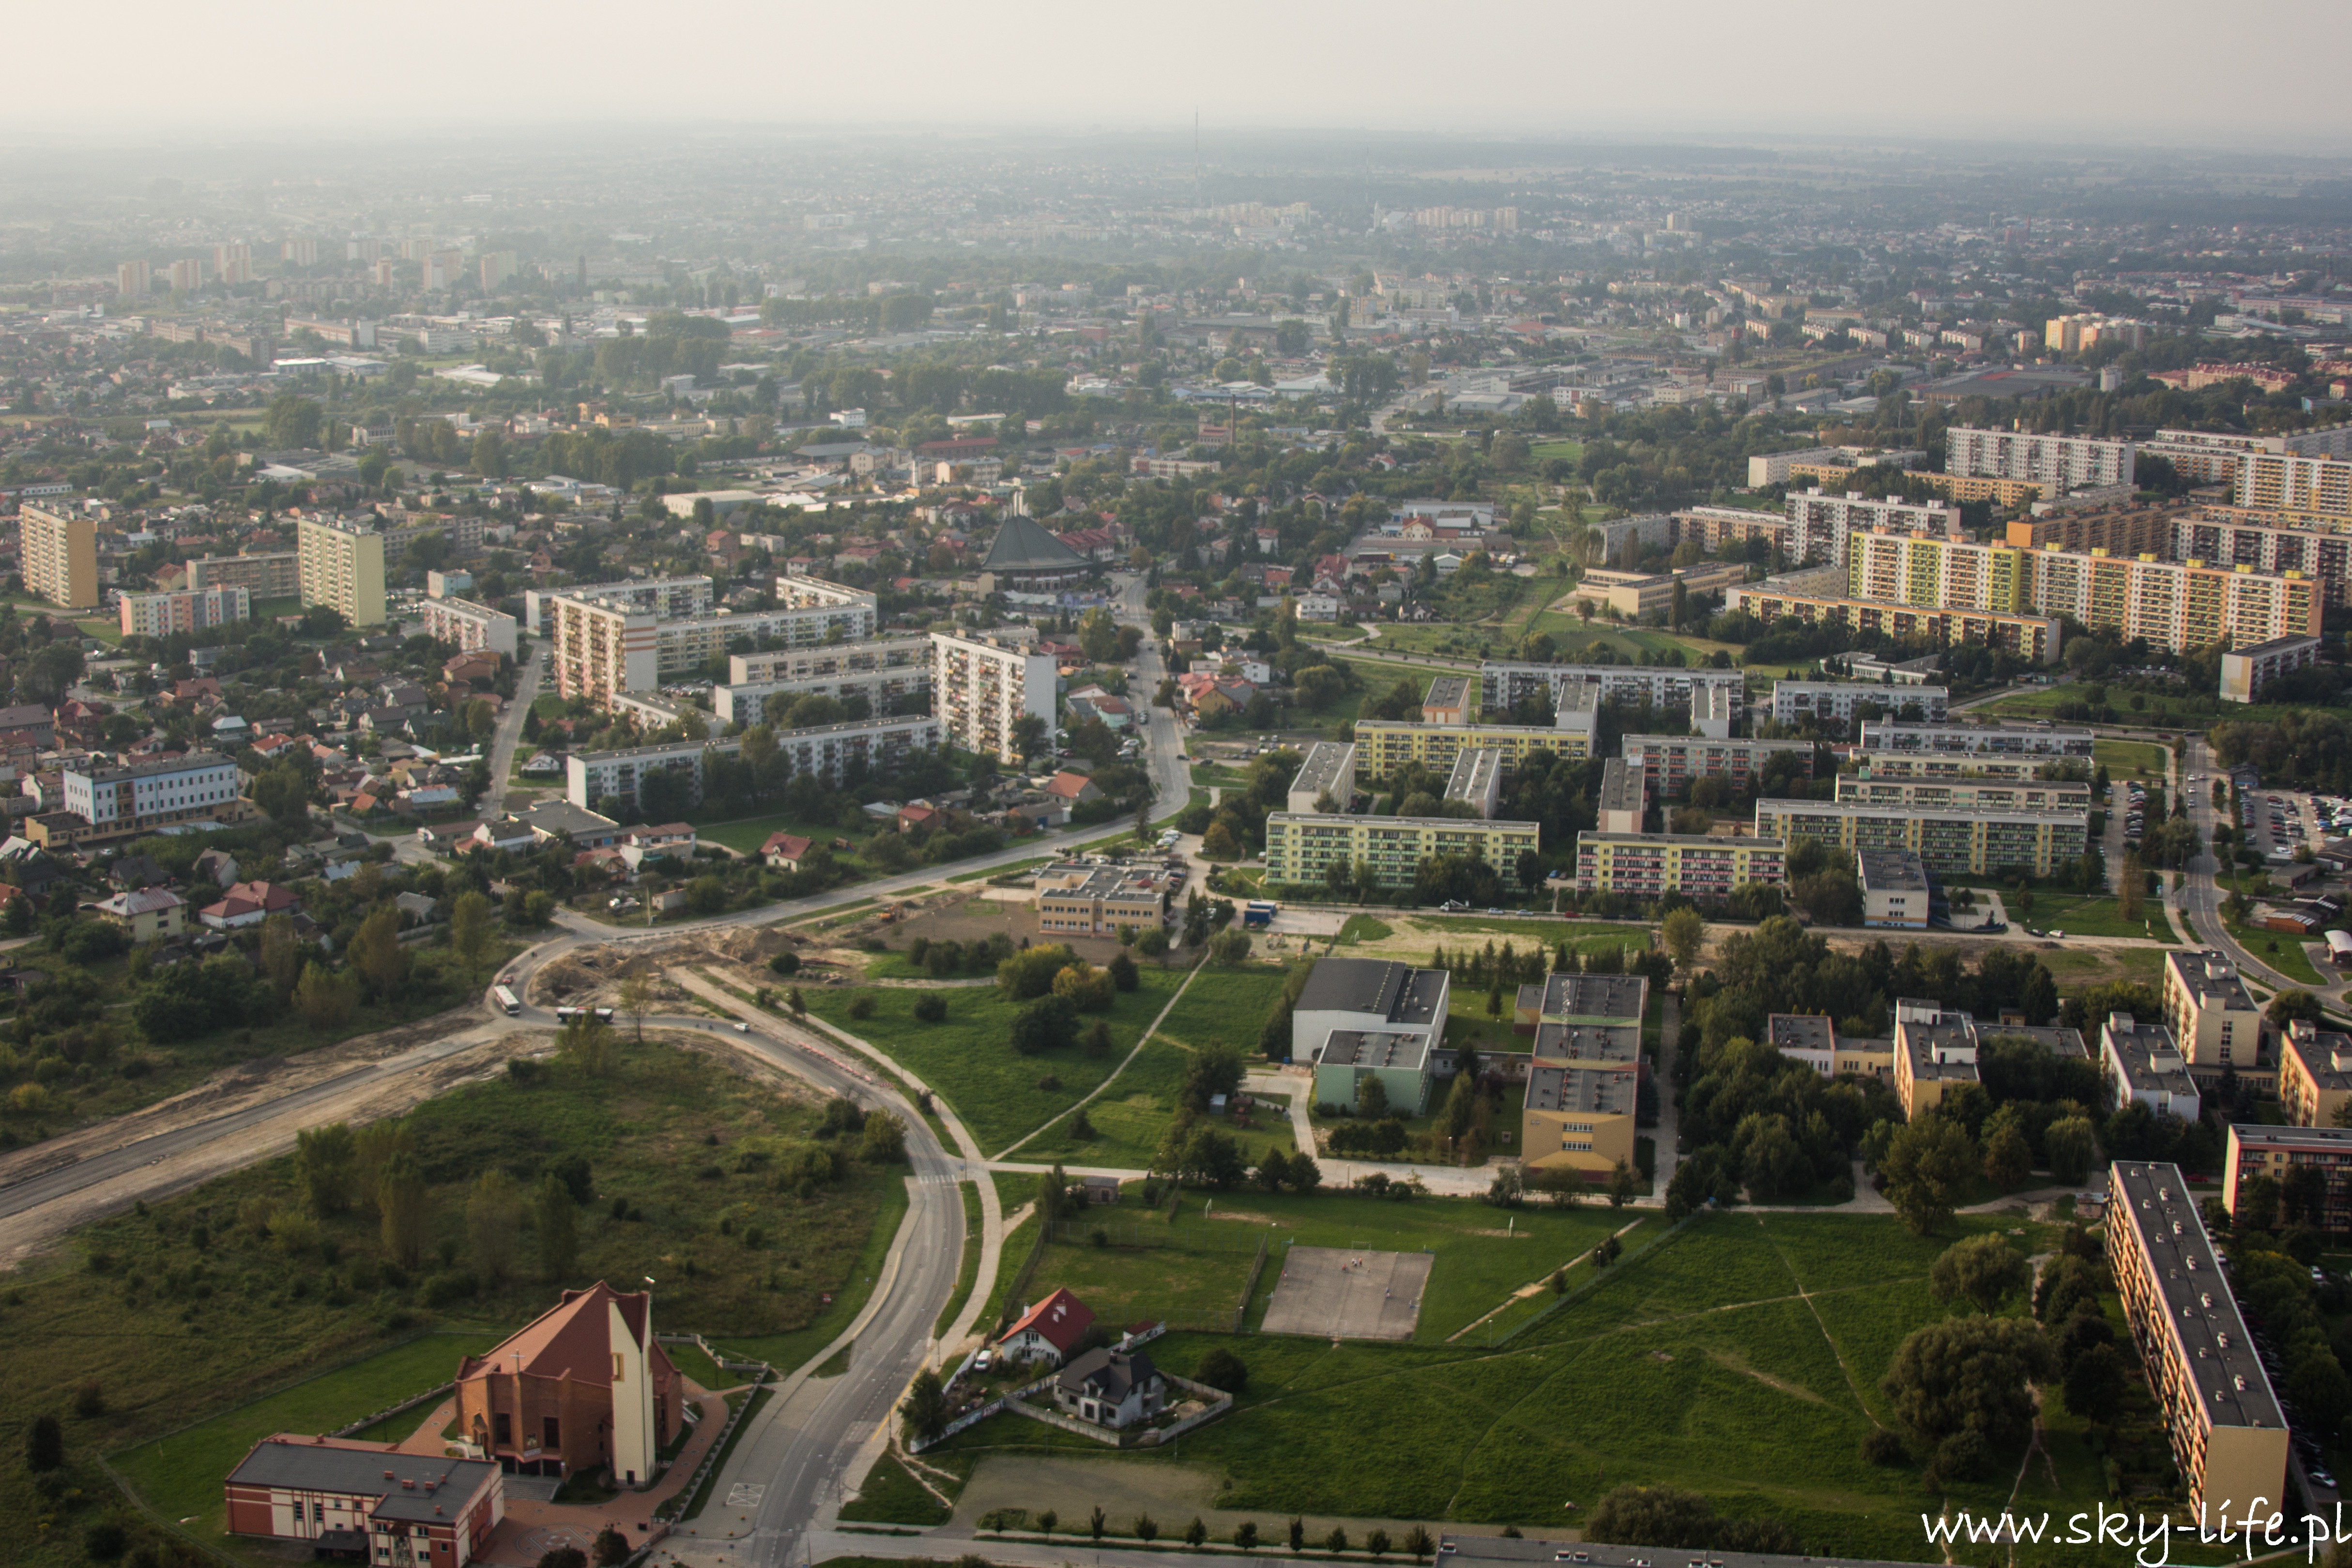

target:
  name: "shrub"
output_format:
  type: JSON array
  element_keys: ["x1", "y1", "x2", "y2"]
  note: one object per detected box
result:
[
  {"x1": 1860, "y1": 1427, "x2": 1909, "y2": 1465},
  {"x1": 847, "y1": 995, "x2": 876, "y2": 1020},
  {"x1": 83, "y1": 1522, "x2": 127, "y2": 1561},
  {"x1": 1194, "y1": 1347, "x2": 1248, "y2": 1393},
  {"x1": 913, "y1": 994, "x2": 947, "y2": 1023},
  {"x1": 73, "y1": 1382, "x2": 104, "y2": 1418},
  {"x1": 768, "y1": 950, "x2": 801, "y2": 976}
]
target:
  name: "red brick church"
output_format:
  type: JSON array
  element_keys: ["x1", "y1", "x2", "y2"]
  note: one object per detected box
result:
[{"x1": 454, "y1": 1283, "x2": 684, "y2": 1489}]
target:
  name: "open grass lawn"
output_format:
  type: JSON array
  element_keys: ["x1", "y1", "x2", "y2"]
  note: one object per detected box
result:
[
  {"x1": 0, "y1": 1036, "x2": 900, "y2": 1568},
  {"x1": 941, "y1": 1211, "x2": 2131, "y2": 1561},
  {"x1": 1158, "y1": 963, "x2": 1291, "y2": 1052},
  {"x1": 711, "y1": 1175, "x2": 910, "y2": 1375},
  {"x1": 2229, "y1": 914, "x2": 2326, "y2": 986},
  {"x1": 1989, "y1": 887, "x2": 2173, "y2": 942},
  {"x1": 112, "y1": 1332, "x2": 502, "y2": 1546},
  {"x1": 666, "y1": 1340, "x2": 730, "y2": 1391},
  {"x1": 689, "y1": 809, "x2": 852, "y2": 856},
  {"x1": 1015, "y1": 1037, "x2": 1301, "y2": 1172},
  {"x1": 1979, "y1": 682, "x2": 2324, "y2": 732},
  {"x1": 801, "y1": 965, "x2": 1191, "y2": 1155},
  {"x1": 839, "y1": 1450, "x2": 956, "y2": 1525},
  {"x1": 1027, "y1": 1216, "x2": 1267, "y2": 1332},
  {"x1": 2092, "y1": 737, "x2": 2171, "y2": 783}
]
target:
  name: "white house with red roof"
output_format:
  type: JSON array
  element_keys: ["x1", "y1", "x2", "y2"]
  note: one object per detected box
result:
[
  {"x1": 200, "y1": 880, "x2": 302, "y2": 930},
  {"x1": 998, "y1": 1286, "x2": 1096, "y2": 1367},
  {"x1": 761, "y1": 831, "x2": 814, "y2": 871}
]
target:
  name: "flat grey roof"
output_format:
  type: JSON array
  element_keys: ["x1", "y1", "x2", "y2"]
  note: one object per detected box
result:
[
  {"x1": 1423, "y1": 674, "x2": 1471, "y2": 709},
  {"x1": 228, "y1": 1439, "x2": 498, "y2": 1504},
  {"x1": 2111, "y1": 1160, "x2": 2283, "y2": 1432},
  {"x1": 1444, "y1": 747, "x2": 1501, "y2": 804},
  {"x1": 1526, "y1": 1062, "x2": 1638, "y2": 1114},
  {"x1": 1292, "y1": 740, "x2": 1356, "y2": 798},
  {"x1": 1320, "y1": 1029, "x2": 1431, "y2": 1071},
  {"x1": 1531, "y1": 1020, "x2": 1640, "y2": 1065},
  {"x1": 1295, "y1": 956, "x2": 1452, "y2": 1025},
  {"x1": 1768, "y1": 1014, "x2": 1834, "y2": 1052},
  {"x1": 1597, "y1": 756, "x2": 1642, "y2": 816},
  {"x1": 1857, "y1": 848, "x2": 1928, "y2": 892},
  {"x1": 1536, "y1": 972, "x2": 1648, "y2": 1022}
]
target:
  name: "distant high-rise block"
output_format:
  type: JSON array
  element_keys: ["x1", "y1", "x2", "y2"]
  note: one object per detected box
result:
[
  {"x1": 116, "y1": 260, "x2": 152, "y2": 298},
  {"x1": 214, "y1": 243, "x2": 253, "y2": 286},
  {"x1": 281, "y1": 237, "x2": 318, "y2": 267},
  {"x1": 19, "y1": 503, "x2": 99, "y2": 610},
  {"x1": 478, "y1": 250, "x2": 518, "y2": 290},
  {"x1": 167, "y1": 258, "x2": 205, "y2": 292}
]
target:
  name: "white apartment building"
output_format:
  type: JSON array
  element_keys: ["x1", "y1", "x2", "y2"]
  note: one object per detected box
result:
[
  {"x1": 63, "y1": 751, "x2": 240, "y2": 833},
  {"x1": 714, "y1": 664, "x2": 933, "y2": 727},
  {"x1": 932, "y1": 630, "x2": 1058, "y2": 763},
  {"x1": 420, "y1": 596, "x2": 519, "y2": 656},
  {"x1": 19, "y1": 502, "x2": 98, "y2": 610},
  {"x1": 119, "y1": 585, "x2": 250, "y2": 639},
  {"x1": 1477, "y1": 661, "x2": 1745, "y2": 715},
  {"x1": 565, "y1": 713, "x2": 939, "y2": 809},
  {"x1": 524, "y1": 576, "x2": 713, "y2": 635},
  {"x1": 1946, "y1": 427, "x2": 2136, "y2": 494},
  {"x1": 1771, "y1": 681, "x2": 1950, "y2": 726},
  {"x1": 187, "y1": 550, "x2": 301, "y2": 600},
  {"x1": 1783, "y1": 489, "x2": 1964, "y2": 567},
  {"x1": 549, "y1": 577, "x2": 877, "y2": 706}
]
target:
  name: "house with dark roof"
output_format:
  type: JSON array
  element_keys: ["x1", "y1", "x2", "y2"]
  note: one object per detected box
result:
[
  {"x1": 999, "y1": 1286, "x2": 1095, "y2": 1366},
  {"x1": 1054, "y1": 1345, "x2": 1165, "y2": 1429},
  {"x1": 454, "y1": 1283, "x2": 682, "y2": 1488},
  {"x1": 224, "y1": 1435, "x2": 504, "y2": 1566}
]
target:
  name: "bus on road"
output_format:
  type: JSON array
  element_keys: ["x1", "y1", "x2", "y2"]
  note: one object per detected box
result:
[{"x1": 493, "y1": 985, "x2": 521, "y2": 1017}]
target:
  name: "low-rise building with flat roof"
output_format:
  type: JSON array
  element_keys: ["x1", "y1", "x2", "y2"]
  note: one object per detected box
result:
[
  {"x1": 1858, "y1": 848, "x2": 1929, "y2": 928},
  {"x1": 1766, "y1": 1014, "x2": 1893, "y2": 1079},
  {"x1": 2101, "y1": 1015, "x2": 2202, "y2": 1119},
  {"x1": 1313, "y1": 1028, "x2": 1434, "y2": 1115},
  {"x1": 2108, "y1": 1160, "x2": 2289, "y2": 1518},
  {"x1": 1754, "y1": 796, "x2": 2086, "y2": 878},
  {"x1": 1524, "y1": 1045, "x2": 1641, "y2": 1179},
  {"x1": 1443, "y1": 747, "x2": 1503, "y2": 818},
  {"x1": 1513, "y1": 972, "x2": 1649, "y2": 1031},
  {"x1": 1290, "y1": 957, "x2": 1451, "y2": 1066},
  {"x1": 1619, "y1": 734, "x2": 1817, "y2": 799},
  {"x1": 1895, "y1": 998, "x2": 2087, "y2": 1118},
  {"x1": 1286, "y1": 741, "x2": 1358, "y2": 815},
  {"x1": 1855, "y1": 719, "x2": 2095, "y2": 756},
  {"x1": 1691, "y1": 681, "x2": 1737, "y2": 739},
  {"x1": 1772, "y1": 680, "x2": 1950, "y2": 727},
  {"x1": 1835, "y1": 771, "x2": 2094, "y2": 814},
  {"x1": 1035, "y1": 862, "x2": 1168, "y2": 938}
]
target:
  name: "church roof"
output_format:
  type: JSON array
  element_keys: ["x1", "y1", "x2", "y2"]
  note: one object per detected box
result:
[{"x1": 982, "y1": 512, "x2": 1088, "y2": 574}]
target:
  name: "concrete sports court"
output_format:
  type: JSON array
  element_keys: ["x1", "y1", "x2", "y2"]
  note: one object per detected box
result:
[{"x1": 1260, "y1": 1245, "x2": 1433, "y2": 1340}]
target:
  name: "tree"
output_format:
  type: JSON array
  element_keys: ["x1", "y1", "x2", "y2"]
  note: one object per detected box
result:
[
  {"x1": 1367, "y1": 1529, "x2": 1391, "y2": 1559},
  {"x1": 606, "y1": 974, "x2": 652, "y2": 1041},
  {"x1": 1881, "y1": 1315, "x2": 2057, "y2": 1448},
  {"x1": 1011, "y1": 994, "x2": 1079, "y2": 1055},
  {"x1": 1404, "y1": 1526, "x2": 1435, "y2": 1561},
  {"x1": 534, "y1": 1173, "x2": 578, "y2": 1282},
  {"x1": 26, "y1": 1412, "x2": 62, "y2": 1471},
  {"x1": 1289, "y1": 1518, "x2": 1306, "y2": 1553},
  {"x1": 351, "y1": 906, "x2": 410, "y2": 1001},
  {"x1": 1582, "y1": 1485, "x2": 1798, "y2": 1554},
  {"x1": 450, "y1": 891, "x2": 492, "y2": 971},
  {"x1": 1929, "y1": 1234, "x2": 2031, "y2": 1316},
  {"x1": 1661, "y1": 907, "x2": 1705, "y2": 972},
  {"x1": 1186, "y1": 1518, "x2": 1209, "y2": 1550},
  {"x1": 560, "y1": 1014, "x2": 614, "y2": 1077},
  {"x1": 293, "y1": 960, "x2": 358, "y2": 1028},
  {"x1": 1607, "y1": 1160, "x2": 1638, "y2": 1207},
  {"x1": 861, "y1": 1110, "x2": 908, "y2": 1163},
  {"x1": 2044, "y1": 1115, "x2": 2097, "y2": 1184},
  {"x1": 2063, "y1": 1341, "x2": 2128, "y2": 1427},
  {"x1": 1357, "y1": 1075, "x2": 1390, "y2": 1118},
  {"x1": 1235, "y1": 1522, "x2": 1261, "y2": 1551},
  {"x1": 1194, "y1": 1347, "x2": 1249, "y2": 1392},
  {"x1": 466, "y1": 1169, "x2": 524, "y2": 1286},
  {"x1": 1880, "y1": 1115, "x2": 1976, "y2": 1235},
  {"x1": 2269, "y1": 989, "x2": 2325, "y2": 1029},
  {"x1": 1209, "y1": 928, "x2": 1253, "y2": 965},
  {"x1": 296, "y1": 1123, "x2": 358, "y2": 1217},
  {"x1": 379, "y1": 1152, "x2": 428, "y2": 1268},
  {"x1": 901, "y1": 1368, "x2": 947, "y2": 1444},
  {"x1": 592, "y1": 1526, "x2": 630, "y2": 1567},
  {"x1": 1982, "y1": 1111, "x2": 2034, "y2": 1190}
]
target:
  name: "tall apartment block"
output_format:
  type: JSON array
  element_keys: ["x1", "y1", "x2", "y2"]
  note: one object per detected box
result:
[
  {"x1": 2028, "y1": 548, "x2": 2320, "y2": 652},
  {"x1": 1724, "y1": 581, "x2": 2064, "y2": 663},
  {"x1": 2107, "y1": 1160, "x2": 2288, "y2": 1519},
  {"x1": 1573, "y1": 831, "x2": 1786, "y2": 898},
  {"x1": 524, "y1": 576, "x2": 712, "y2": 635},
  {"x1": 1946, "y1": 427, "x2": 2136, "y2": 494},
  {"x1": 2162, "y1": 948, "x2": 2270, "y2": 1090},
  {"x1": 296, "y1": 517, "x2": 387, "y2": 627},
  {"x1": 931, "y1": 630, "x2": 1058, "y2": 763},
  {"x1": 549, "y1": 578, "x2": 877, "y2": 706},
  {"x1": 1785, "y1": 489, "x2": 1962, "y2": 566},
  {"x1": 1351, "y1": 718, "x2": 1590, "y2": 776},
  {"x1": 1618, "y1": 735, "x2": 1817, "y2": 798},
  {"x1": 116, "y1": 259, "x2": 151, "y2": 298},
  {"x1": 119, "y1": 586, "x2": 250, "y2": 639},
  {"x1": 186, "y1": 550, "x2": 301, "y2": 600},
  {"x1": 2225, "y1": 1123, "x2": 2352, "y2": 1233},
  {"x1": 17, "y1": 503, "x2": 98, "y2": 610},
  {"x1": 2235, "y1": 454, "x2": 2352, "y2": 519},
  {"x1": 420, "y1": 597, "x2": 518, "y2": 656}
]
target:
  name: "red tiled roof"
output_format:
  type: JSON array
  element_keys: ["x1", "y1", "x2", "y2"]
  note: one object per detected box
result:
[{"x1": 1000, "y1": 1286, "x2": 1094, "y2": 1353}]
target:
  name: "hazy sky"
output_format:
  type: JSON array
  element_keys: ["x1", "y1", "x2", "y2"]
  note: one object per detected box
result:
[{"x1": 9, "y1": 0, "x2": 2349, "y2": 147}]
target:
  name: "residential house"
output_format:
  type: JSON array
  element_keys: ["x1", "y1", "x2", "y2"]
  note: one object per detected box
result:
[
  {"x1": 998, "y1": 1286, "x2": 1095, "y2": 1366},
  {"x1": 94, "y1": 886, "x2": 187, "y2": 943},
  {"x1": 1045, "y1": 771, "x2": 1104, "y2": 806},
  {"x1": 1054, "y1": 1346, "x2": 1166, "y2": 1430},
  {"x1": 627, "y1": 823, "x2": 696, "y2": 854},
  {"x1": 200, "y1": 880, "x2": 301, "y2": 930},
  {"x1": 761, "y1": 832, "x2": 815, "y2": 871}
]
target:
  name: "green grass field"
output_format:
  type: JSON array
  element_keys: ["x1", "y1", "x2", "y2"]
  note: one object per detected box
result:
[
  {"x1": 801, "y1": 966, "x2": 1191, "y2": 1155},
  {"x1": 1014, "y1": 1037, "x2": 1299, "y2": 1171},
  {"x1": 711, "y1": 1174, "x2": 911, "y2": 1373},
  {"x1": 933, "y1": 1210, "x2": 2149, "y2": 1561},
  {"x1": 934, "y1": 1182, "x2": 986, "y2": 1338},
  {"x1": 113, "y1": 1333, "x2": 501, "y2": 1543},
  {"x1": 2092, "y1": 737, "x2": 2170, "y2": 783},
  {"x1": 1976, "y1": 885, "x2": 2173, "y2": 942},
  {"x1": 839, "y1": 1451, "x2": 956, "y2": 1525}
]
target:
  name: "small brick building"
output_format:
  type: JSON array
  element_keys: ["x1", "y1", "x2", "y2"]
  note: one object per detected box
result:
[
  {"x1": 454, "y1": 1283, "x2": 682, "y2": 1488},
  {"x1": 225, "y1": 1435, "x2": 503, "y2": 1567}
]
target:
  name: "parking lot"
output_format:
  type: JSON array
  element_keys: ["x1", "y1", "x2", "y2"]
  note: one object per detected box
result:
[{"x1": 2238, "y1": 785, "x2": 2331, "y2": 863}]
